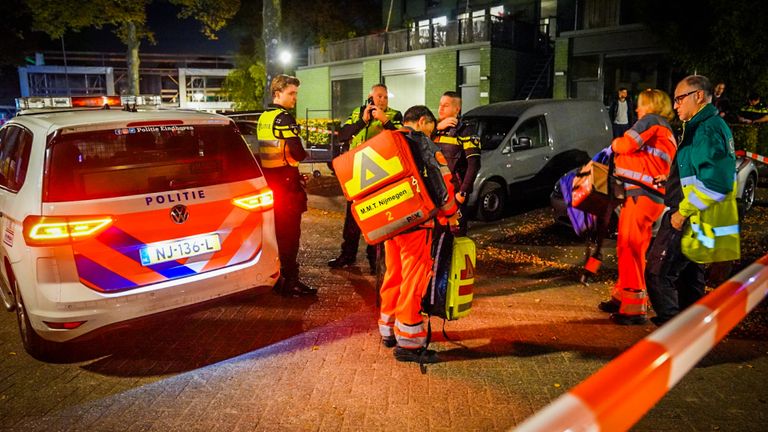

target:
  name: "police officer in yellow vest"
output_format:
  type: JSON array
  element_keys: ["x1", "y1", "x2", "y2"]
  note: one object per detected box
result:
[
  {"x1": 646, "y1": 75, "x2": 740, "y2": 326},
  {"x1": 257, "y1": 74, "x2": 317, "y2": 297},
  {"x1": 328, "y1": 83, "x2": 403, "y2": 273}
]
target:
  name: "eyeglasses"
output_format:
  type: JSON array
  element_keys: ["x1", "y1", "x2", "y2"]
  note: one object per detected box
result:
[{"x1": 673, "y1": 89, "x2": 699, "y2": 105}]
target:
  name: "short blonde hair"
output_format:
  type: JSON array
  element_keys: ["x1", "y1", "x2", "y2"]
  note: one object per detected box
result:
[
  {"x1": 270, "y1": 74, "x2": 300, "y2": 98},
  {"x1": 638, "y1": 88, "x2": 675, "y2": 120}
]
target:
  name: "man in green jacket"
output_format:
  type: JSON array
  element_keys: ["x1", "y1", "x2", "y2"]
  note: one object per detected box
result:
[{"x1": 646, "y1": 75, "x2": 740, "y2": 326}]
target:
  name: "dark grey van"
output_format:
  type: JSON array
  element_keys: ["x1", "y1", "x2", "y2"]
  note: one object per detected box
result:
[{"x1": 463, "y1": 99, "x2": 612, "y2": 220}]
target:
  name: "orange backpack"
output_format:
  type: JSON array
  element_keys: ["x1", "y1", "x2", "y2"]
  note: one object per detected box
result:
[{"x1": 333, "y1": 130, "x2": 438, "y2": 244}]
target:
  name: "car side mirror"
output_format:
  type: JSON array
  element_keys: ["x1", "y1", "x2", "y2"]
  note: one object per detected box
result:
[{"x1": 513, "y1": 136, "x2": 532, "y2": 150}]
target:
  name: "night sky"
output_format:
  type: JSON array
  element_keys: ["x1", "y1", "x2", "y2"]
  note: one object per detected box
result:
[{"x1": 40, "y1": 1, "x2": 239, "y2": 56}]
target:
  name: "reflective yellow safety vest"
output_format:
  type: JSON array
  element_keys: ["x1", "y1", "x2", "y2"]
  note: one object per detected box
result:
[
  {"x1": 257, "y1": 107, "x2": 300, "y2": 168},
  {"x1": 677, "y1": 104, "x2": 740, "y2": 263}
]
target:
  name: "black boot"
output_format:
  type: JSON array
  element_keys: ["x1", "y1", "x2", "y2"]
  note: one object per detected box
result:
[
  {"x1": 598, "y1": 298, "x2": 620, "y2": 313},
  {"x1": 610, "y1": 313, "x2": 648, "y2": 325},
  {"x1": 328, "y1": 255, "x2": 356, "y2": 269},
  {"x1": 393, "y1": 347, "x2": 439, "y2": 363},
  {"x1": 275, "y1": 278, "x2": 317, "y2": 297},
  {"x1": 294, "y1": 280, "x2": 318, "y2": 296}
]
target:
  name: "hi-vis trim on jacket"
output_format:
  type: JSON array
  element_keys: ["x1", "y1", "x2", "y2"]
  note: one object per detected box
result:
[
  {"x1": 612, "y1": 114, "x2": 676, "y2": 196},
  {"x1": 71, "y1": 199, "x2": 264, "y2": 292},
  {"x1": 433, "y1": 133, "x2": 481, "y2": 156},
  {"x1": 676, "y1": 104, "x2": 739, "y2": 264},
  {"x1": 680, "y1": 174, "x2": 734, "y2": 210},
  {"x1": 257, "y1": 108, "x2": 300, "y2": 168},
  {"x1": 689, "y1": 222, "x2": 739, "y2": 248}
]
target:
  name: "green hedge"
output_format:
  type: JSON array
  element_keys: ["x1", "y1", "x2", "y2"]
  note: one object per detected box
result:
[
  {"x1": 730, "y1": 123, "x2": 768, "y2": 155},
  {"x1": 297, "y1": 118, "x2": 342, "y2": 146}
]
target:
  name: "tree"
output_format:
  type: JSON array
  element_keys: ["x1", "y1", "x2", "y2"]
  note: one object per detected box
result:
[
  {"x1": 221, "y1": 53, "x2": 266, "y2": 110},
  {"x1": 25, "y1": 0, "x2": 240, "y2": 95},
  {"x1": 637, "y1": 0, "x2": 768, "y2": 101},
  {"x1": 262, "y1": 0, "x2": 281, "y2": 107}
]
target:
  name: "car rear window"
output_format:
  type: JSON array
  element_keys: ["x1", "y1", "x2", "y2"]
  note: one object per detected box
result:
[{"x1": 45, "y1": 124, "x2": 262, "y2": 202}]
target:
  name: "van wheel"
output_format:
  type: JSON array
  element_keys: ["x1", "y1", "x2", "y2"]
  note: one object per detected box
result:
[
  {"x1": 477, "y1": 181, "x2": 507, "y2": 221},
  {"x1": 12, "y1": 276, "x2": 61, "y2": 361},
  {"x1": 739, "y1": 174, "x2": 756, "y2": 215}
]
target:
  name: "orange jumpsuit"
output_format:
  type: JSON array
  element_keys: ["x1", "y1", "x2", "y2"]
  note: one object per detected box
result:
[
  {"x1": 611, "y1": 114, "x2": 676, "y2": 316},
  {"x1": 378, "y1": 128, "x2": 458, "y2": 350}
]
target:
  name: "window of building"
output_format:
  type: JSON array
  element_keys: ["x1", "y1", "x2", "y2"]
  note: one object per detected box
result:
[
  {"x1": 332, "y1": 78, "x2": 363, "y2": 120},
  {"x1": 187, "y1": 76, "x2": 226, "y2": 103},
  {"x1": 460, "y1": 64, "x2": 481, "y2": 112},
  {"x1": 384, "y1": 73, "x2": 425, "y2": 113},
  {"x1": 490, "y1": 6, "x2": 505, "y2": 17}
]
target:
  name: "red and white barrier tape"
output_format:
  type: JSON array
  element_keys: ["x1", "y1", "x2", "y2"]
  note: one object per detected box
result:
[
  {"x1": 514, "y1": 254, "x2": 768, "y2": 432},
  {"x1": 736, "y1": 150, "x2": 768, "y2": 164}
]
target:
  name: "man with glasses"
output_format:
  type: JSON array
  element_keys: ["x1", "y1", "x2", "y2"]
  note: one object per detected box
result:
[{"x1": 645, "y1": 75, "x2": 740, "y2": 326}]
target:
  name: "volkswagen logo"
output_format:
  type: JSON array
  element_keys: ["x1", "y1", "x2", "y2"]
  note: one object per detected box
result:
[{"x1": 170, "y1": 204, "x2": 189, "y2": 224}]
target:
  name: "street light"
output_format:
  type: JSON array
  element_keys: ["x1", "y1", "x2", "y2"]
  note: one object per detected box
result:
[{"x1": 278, "y1": 49, "x2": 293, "y2": 70}]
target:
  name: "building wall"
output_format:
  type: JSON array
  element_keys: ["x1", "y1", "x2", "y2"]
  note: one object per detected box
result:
[
  {"x1": 489, "y1": 47, "x2": 538, "y2": 102},
  {"x1": 425, "y1": 51, "x2": 458, "y2": 111},
  {"x1": 553, "y1": 38, "x2": 570, "y2": 99},
  {"x1": 479, "y1": 47, "x2": 491, "y2": 105},
  {"x1": 296, "y1": 66, "x2": 331, "y2": 120},
  {"x1": 363, "y1": 60, "x2": 382, "y2": 93}
]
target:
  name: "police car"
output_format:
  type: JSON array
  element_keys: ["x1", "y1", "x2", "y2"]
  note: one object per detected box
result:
[{"x1": 0, "y1": 96, "x2": 279, "y2": 360}]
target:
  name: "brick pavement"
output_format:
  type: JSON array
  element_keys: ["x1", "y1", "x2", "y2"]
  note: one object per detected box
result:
[{"x1": 1, "y1": 184, "x2": 767, "y2": 431}]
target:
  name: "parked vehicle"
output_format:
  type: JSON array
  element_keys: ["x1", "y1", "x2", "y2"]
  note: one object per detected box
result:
[
  {"x1": 462, "y1": 99, "x2": 612, "y2": 221},
  {"x1": 550, "y1": 156, "x2": 759, "y2": 235},
  {"x1": 1, "y1": 96, "x2": 279, "y2": 360}
]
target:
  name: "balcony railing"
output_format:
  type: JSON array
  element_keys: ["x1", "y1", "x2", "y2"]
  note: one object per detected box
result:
[{"x1": 308, "y1": 16, "x2": 536, "y2": 65}]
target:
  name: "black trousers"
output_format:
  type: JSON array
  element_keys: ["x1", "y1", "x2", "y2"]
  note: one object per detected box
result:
[
  {"x1": 612, "y1": 123, "x2": 631, "y2": 138},
  {"x1": 339, "y1": 201, "x2": 377, "y2": 262},
  {"x1": 265, "y1": 167, "x2": 307, "y2": 284},
  {"x1": 645, "y1": 211, "x2": 706, "y2": 322}
]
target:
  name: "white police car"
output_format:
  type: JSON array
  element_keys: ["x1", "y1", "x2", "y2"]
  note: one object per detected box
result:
[{"x1": 0, "y1": 96, "x2": 279, "y2": 360}]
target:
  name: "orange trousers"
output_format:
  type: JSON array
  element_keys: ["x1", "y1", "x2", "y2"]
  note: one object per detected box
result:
[
  {"x1": 378, "y1": 229, "x2": 433, "y2": 349},
  {"x1": 614, "y1": 195, "x2": 664, "y2": 315}
]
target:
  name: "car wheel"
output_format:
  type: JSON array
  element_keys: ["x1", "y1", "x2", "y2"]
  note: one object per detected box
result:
[
  {"x1": 12, "y1": 275, "x2": 60, "y2": 361},
  {"x1": 477, "y1": 181, "x2": 507, "y2": 221},
  {"x1": 312, "y1": 169, "x2": 322, "y2": 178},
  {"x1": 739, "y1": 174, "x2": 756, "y2": 215}
]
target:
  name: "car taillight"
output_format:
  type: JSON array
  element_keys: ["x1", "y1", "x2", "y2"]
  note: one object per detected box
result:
[
  {"x1": 23, "y1": 216, "x2": 114, "y2": 246},
  {"x1": 232, "y1": 189, "x2": 274, "y2": 211}
]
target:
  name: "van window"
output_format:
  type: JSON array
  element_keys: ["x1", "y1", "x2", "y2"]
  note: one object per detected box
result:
[
  {"x1": 0, "y1": 125, "x2": 33, "y2": 192},
  {"x1": 514, "y1": 116, "x2": 548, "y2": 149},
  {"x1": 469, "y1": 117, "x2": 517, "y2": 151},
  {"x1": 45, "y1": 124, "x2": 262, "y2": 202}
]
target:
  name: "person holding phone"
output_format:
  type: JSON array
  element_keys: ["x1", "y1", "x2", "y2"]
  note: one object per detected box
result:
[{"x1": 328, "y1": 84, "x2": 403, "y2": 274}]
